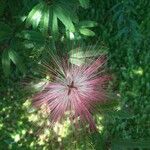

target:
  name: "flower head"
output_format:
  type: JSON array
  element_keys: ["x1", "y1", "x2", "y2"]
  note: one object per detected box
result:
[{"x1": 33, "y1": 49, "x2": 111, "y2": 130}]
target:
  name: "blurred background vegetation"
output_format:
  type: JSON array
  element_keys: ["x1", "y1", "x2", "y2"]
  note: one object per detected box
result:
[{"x1": 0, "y1": 0, "x2": 150, "y2": 149}]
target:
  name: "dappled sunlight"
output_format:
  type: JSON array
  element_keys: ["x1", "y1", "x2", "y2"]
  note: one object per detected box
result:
[
  {"x1": 0, "y1": 89, "x2": 109, "y2": 149},
  {"x1": 53, "y1": 119, "x2": 71, "y2": 138},
  {"x1": 96, "y1": 115, "x2": 104, "y2": 132},
  {"x1": 0, "y1": 123, "x2": 4, "y2": 130},
  {"x1": 133, "y1": 67, "x2": 143, "y2": 76},
  {"x1": 11, "y1": 134, "x2": 21, "y2": 143},
  {"x1": 20, "y1": 98, "x2": 104, "y2": 149}
]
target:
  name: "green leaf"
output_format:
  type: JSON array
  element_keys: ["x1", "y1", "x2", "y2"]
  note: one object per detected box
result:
[
  {"x1": 0, "y1": 22, "x2": 12, "y2": 42},
  {"x1": 69, "y1": 57, "x2": 86, "y2": 66},
  {"x1": 79, "y1": 0, "x2": 89, "y2": 8},
  {"x1": 20, "y1": 30, "x2": 45, "y2": 43},
  {"x1": 111, "y1": 139, "x2": 150, "y2": 150},
  {"x1": 49, "y1": 6, "x2": 60, "y2": 39},
  {"x1": 54, "y1": 4, "x2": 75, "y2": 32},
  {"x1": 104, "y1": 110, "x2": 133, "y2": 119},
  {"x1": 26, "y1": 2, "x2": 44, "y2": 29},
  {"x1": 69, "y1": 47, "x2": 103, "y2": 58},
  {"x1": 79, "y1": 21, "x2": 98, "y2": 28},
  {"x1": 8, "y1": 49, "x2": 26, "y2": 73},
  {"x1": 2, "y1": 49, "x2": 11, "y2": 77},
  {"x1": 0, "y1": 0, "x2": 6, "y2": 16},
  {"x1": 69, "y1": 48, "x2": 87, "y2": 66},
  {"x1": 79, "y1": 28, "x2": 95, "y2": 36},
  {"x1": 0, "y1": 22, "x2": 11, "y2": 31},
  {"x1": 51, "y1": 9, "x2": 59, "y2": 39},
  {"x1": 69, "y1": 46, "x2": 104, "y2": 65},
  {"x1": 39, "y1": 4, "x2": 49, "y2": 34},
  {"x1": 58, "y1": 3, "x2": 79, "y2": 23},
  {"x1": 90, "y1": 132, "x2": 104, "y2": 150}
]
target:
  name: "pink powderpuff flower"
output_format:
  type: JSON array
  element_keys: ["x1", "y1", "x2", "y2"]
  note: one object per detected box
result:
[{"x1": 32, "y1": 50, "x2": 111, "y2": 131}]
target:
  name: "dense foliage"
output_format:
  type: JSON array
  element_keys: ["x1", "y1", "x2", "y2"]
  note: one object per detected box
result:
[{"x1": 0, "y1": 0, "x2": 150, "y2": 149}]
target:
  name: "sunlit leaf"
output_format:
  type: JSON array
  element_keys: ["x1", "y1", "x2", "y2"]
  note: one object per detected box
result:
[
  {"x1": 69, "y1": 57, "x2": 86, "y2": 66},
  {"x1": 54, "y1": 4, "x2": 75, "y2": 32},
  {"x1": 79, "y1": 28, "x2": 95, "y2": 36},
  {"x1": 26, "y1": 2, "x2": 44, "y2": 29},
  {"x1": 69, "y1": 47, "x2": 103, "y2": 65},
  {"x1": 69, "y1": 47, "x2": 103, "y2": 58},
  {"x1": 51, "y1": 10, "x2": 59, "y2": 39},
  {"x1": 9, "y1": 49, "x2": 26, "y2": 73},
  {"x1": 39, "y1": 4, "x2": 49, "y2": 34},
  {"x1": 58, "y1": 2, "x2": 79, "y2": 23}
]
